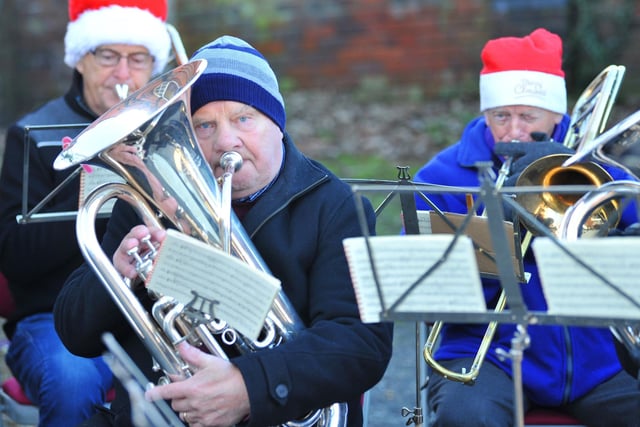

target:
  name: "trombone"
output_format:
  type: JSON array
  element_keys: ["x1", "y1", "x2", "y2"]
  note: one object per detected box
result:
[
  {"x1": 422, "y1": 64, "x2": 626, "y2": 385},
  {"x1": 559, "y1": 108, "x2": 640, "y2": 382}
]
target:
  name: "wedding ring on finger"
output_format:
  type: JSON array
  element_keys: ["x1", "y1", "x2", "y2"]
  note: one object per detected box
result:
[{"x1": 180, "y1": 411, "x2": 190, "y2": 424}]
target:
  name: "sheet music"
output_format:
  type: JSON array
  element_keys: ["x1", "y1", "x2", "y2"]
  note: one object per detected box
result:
[
  {"x1": 79, "y1": 166, "x2": 125, "y2": 213},
  {"x1": 533, "y1": 236, "x2": 640, "y2": 319},
  {"x1": 146, "y1": 229, "x2": 281, "y2": 340},
  {"x1": 343, "y1": 234, "x2": 486, "y2": 322}
]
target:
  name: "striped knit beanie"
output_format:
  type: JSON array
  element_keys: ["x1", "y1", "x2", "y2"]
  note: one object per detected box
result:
[{"x1": 190, "y1": 35, "x2": 286, "y2": 131}]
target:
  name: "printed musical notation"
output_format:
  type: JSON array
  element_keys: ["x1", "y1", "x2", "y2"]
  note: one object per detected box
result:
[
  {"x1": 146, "y1": 229, "x2": 281, "y2": 340},
  {"x1": 343, "y1": 234, "x2": 487, "y2": 323},
  {"x1": 79, "y1": 166, "x2": 124, "y2": 213},
  {"x1": 533, "y1": 236, "x2": 640, "y2": 319}
]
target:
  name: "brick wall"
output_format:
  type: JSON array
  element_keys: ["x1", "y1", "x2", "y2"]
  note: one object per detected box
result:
[
  {"x1": 178, "y1": 0, "x2": 493, "y2": 93},
  {"x1": 1, "y1": 0, "x2": 639, "y2": 127},
  {"x1": 0, "y1": 1, "x2": 68, "y2": 125}
]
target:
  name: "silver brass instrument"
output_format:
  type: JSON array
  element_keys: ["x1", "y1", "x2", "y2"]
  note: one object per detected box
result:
[
  {"x1": 16, "y1": 23, "x2": 190, "y2": 225},
  {"x1": 54, "y1": 60, "x2": 347, "y2": 427},
  {"x1": 514, "y1": 64, "x2": 626, "y2": 239},
  {"x1": 559, "y1": 109, "x2": 640, "y2": 378},
  {"x1": 422, "y1": 65, "x2": 626, "y2": 385},
  {"x1": 563, "y1": 65, "x2": 625, "y2": 152},
  {"x1": 564, "y1": 109, "x2": 640, "y2": 182}
]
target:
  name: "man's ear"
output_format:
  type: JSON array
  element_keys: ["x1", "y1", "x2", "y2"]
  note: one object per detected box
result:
[
  {"x1": 553, "y1": 112, "x2": 563, "y2": 125},
  {"x1": 75, "y1": 54, "x2": 88, "y2": 75}
]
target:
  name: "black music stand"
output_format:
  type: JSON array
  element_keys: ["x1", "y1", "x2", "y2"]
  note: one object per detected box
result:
[
  {"x1": 101, "y1": 333, "x2": 185, "y2": 427},
  {"x1": 345, "y1": 163, "x2": 640, "y2": 427},
  {"x1": 347, "y1": 164, "x2": 530, "y2": 425},
  {"x1": 14, "y1": 123, "x2": 122, "y2": 224},
  {"x1": 16, "y1": 123, "x2": 88, "y2": 223},
  {"x1": 347, "y1": 163, "x2": 528, "y2": 324}
]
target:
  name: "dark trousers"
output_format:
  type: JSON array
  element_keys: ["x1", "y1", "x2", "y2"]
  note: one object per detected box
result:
[{"x1": 427, "y1": 357, "x2": 640, "y2": 427}]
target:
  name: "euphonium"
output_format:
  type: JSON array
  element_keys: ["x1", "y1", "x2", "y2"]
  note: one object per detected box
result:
[
  {"x1": 422, "y1": 65, "x2": 626, "y2": 385},
  {"x1": 54, "y1": 60, "x2": 347, "y2": 427}
]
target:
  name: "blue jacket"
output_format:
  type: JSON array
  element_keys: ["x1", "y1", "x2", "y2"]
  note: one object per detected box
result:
[
  {"x1": 54, "y1": 134, "x2": 393, "y2": 426},
  {"x1": 413, "y1": 115, "x2": 637, "y2": 406}
]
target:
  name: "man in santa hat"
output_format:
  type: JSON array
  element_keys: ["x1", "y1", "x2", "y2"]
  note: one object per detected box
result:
[
  {"x1": 0, "y1": 1, "x2": 172, "y2": 425},
  {"x1": 413, "y1": 28, "x2": 640, "y2": 426}
]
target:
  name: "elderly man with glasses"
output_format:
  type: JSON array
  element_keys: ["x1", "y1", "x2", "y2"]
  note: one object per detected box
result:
[{"x1": 0, "y1": 1, "x2": 172, "y2": 426}]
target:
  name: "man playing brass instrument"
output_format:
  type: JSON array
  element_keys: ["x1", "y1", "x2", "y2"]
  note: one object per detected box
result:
[
  {"x1": 413, "y1": 28, "x2": 640, "y2": 426},
  {"x1": 0, "y1": 1, "x2": 172, "y2": 426},
  {"x1": 54, "y1": 35, "x2": 393, "y2": 427}
]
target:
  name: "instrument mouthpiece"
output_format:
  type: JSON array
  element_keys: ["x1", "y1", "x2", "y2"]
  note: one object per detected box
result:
[
  {"x1": 115, "y1": 84, "x2": 129, "y2": 100},
  {"x1": 220, "y1": 151, "x2": 243, "y2": 172},
  {"x1": 530, "y1": 132, "x2": 549, "y2": 142}
]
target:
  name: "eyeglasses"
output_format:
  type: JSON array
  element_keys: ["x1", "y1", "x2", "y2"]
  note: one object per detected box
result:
[
  {"x1": 487, "y1": 110, "x2": 543, "y2": 126},
  {"x1": 91, "y1": 48, "x2": 154, "y2": 70}
]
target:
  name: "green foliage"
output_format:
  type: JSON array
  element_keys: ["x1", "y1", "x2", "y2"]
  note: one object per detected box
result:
[
  {"x1": 353, "y1": 76, "x2": 427, "y2": 105},
  {"x1": 321, "y1": 154, "x2": 402, "y2": 181},
  {"x1": 205, "y1": 0, "x2": 286, "y2": 35},
  {"x1": 565, "y1": 0, "x2": 636, "y2": 93},
  {"x1": 320, "y1": 154, "x2": 417, "y2": 236},
  {"x1": 353, "y1": 76, "x2": 393, "y2": 104},
  {"x1": 279, "y1": 76, "x2": 298, "y2": 95}
]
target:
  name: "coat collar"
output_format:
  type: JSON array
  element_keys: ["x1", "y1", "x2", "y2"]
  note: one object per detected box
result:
[
  {"x1": 240, "y1": 132, "x2": 329, "y2": 236},
  {"x1": 64, "y1": 70, "x2": 100, "y2": 120}
]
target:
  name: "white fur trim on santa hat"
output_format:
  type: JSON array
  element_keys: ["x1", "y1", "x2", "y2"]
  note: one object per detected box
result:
[
  {"x1": 64, "y1": 5, "x2": 171, "y2": 75},
  {"x1": 480, "y1": 69, "x2": 567, "y2": 114}
]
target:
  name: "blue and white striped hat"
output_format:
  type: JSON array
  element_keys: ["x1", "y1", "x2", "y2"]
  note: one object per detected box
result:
[{"x1": 190, "y1": 35, "x2": 286, "y2": 131}]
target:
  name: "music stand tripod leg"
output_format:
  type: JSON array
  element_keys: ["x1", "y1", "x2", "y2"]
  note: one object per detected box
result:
[{"x1": 496, "y1": 324, "x2": 530, "y2": 427}]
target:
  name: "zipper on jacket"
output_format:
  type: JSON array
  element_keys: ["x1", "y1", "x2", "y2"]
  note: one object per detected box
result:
[
  {"x1": 250, "y1": 176, "x2": 329, "y2": 238},
  {"x1": 562, "y1": 326, "x2": 573, "y2": 404}
]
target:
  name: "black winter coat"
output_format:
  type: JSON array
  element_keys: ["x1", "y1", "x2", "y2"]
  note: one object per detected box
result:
[
  {"x1": 54, "y1": 134, "x2": 394, "y2": 426},
  {"x1": 0, "y1": 71, "x2": 107, "y2": 338}
]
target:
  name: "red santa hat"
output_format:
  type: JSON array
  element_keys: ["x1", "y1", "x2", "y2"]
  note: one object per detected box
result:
[
  {"x1": 479, "y1": 28, "x2": 567, "y2": 114},
  {"x1": 64, "y1": 0, "x2": 171, "y2": 75}
]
